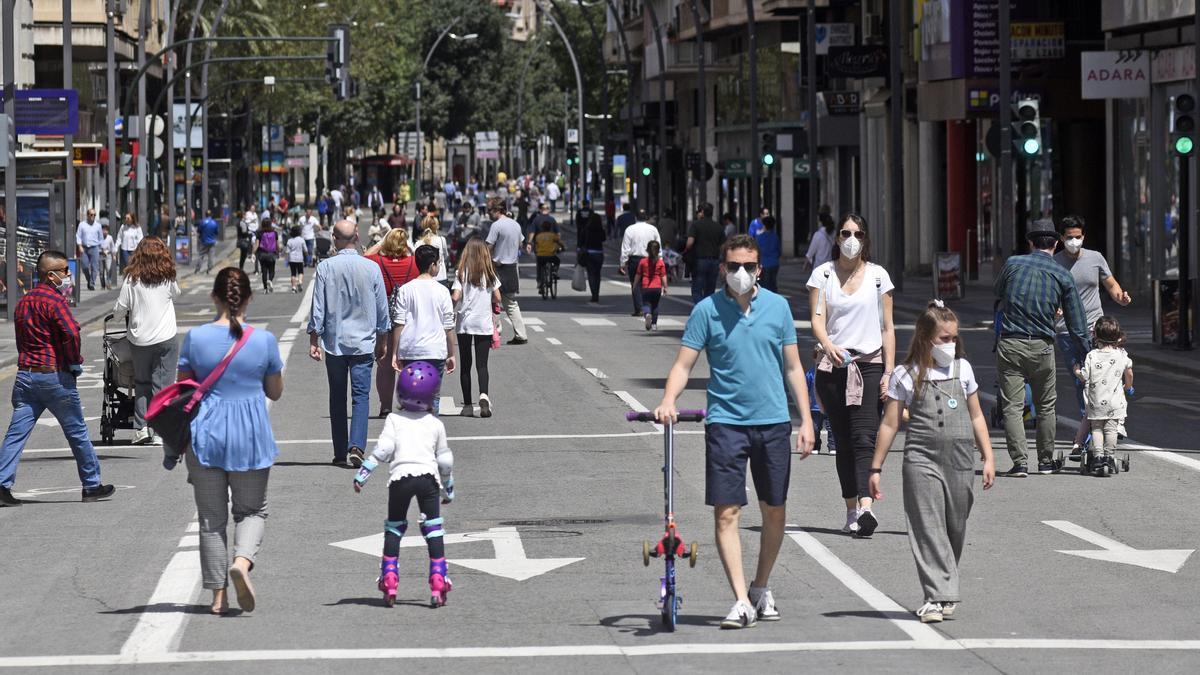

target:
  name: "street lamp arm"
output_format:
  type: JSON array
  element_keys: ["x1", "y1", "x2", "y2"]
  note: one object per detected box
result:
[{"x1": 423, "y1": 17, "x2": 463, "y2": 73}]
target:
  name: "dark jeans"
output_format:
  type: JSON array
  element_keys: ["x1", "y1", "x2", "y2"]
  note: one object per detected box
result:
[
  {"x1": 761, "y1": 265, "x2": 779, "y2": 292},
  {"x1": 641, "y1": 288, "x2": 662, "y2": 324},
  {"x1": 325, "y1": 353, "x2": 374, "y2": 459},
  {"x1": 583, "y1": 250, "x2": 604, "y2": 301},
  {"x1": 815, "y1": 363, "x2": 884, "y2": 500},
  {"x1": 692, "y1": 256, "x2": 719, "y2": 303},
  {"x1": 811, "y1": 410, "x2": 837, "y2": 453},
  {"x1": 0, "y1": 371, "x2": 102, "y2": 489},
  {"x1": 457, "y1": 334, "x2": 491, "y2": 402},
  {"x1": 626, "y1": 255, "x2": 644, "y2": 312}
]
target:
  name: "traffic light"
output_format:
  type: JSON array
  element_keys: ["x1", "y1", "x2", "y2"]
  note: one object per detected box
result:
[
  {"x1": 1012, "y1": 98, "x2": 1041, "y2": 156},
  {"x1": 761, "y1": 133, "x2": 776, "y2": 166},
  {"x1": 640, "y1": 151, "x2": 652, "y2": 177},
  {"x1": 118, "y1": 151, "x2": 133, "y2": 188},
  {"x1": 328, "y1": 24, "x2": 350, "y2": 101},
  {"x1": 565, "y1": 144, "x2": 579, "y2": 166},
  {"x1": 1174, "y1": 93, "x2": 1195, "y2": 156}
]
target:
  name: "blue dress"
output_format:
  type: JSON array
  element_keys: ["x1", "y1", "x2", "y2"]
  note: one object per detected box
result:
[{"x1": 178, "y1": 323, "x2": 283, "y2": 471}]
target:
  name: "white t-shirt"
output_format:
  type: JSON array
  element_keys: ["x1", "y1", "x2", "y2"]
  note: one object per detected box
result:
[
  {"x1": 392, "y1": 278, "x2": 455, "y2": 360},
  {"x1": 887, "y1": 360, "x2": 979, "y2": 407},
  {"x1": 299, "y1": 215, "x2": 319, "y2": 240},
  {"x1": 286, "y1": 236, "x2": 306, "y2": 264},
  {"x1": 113, "y1": 279, "x2": 181, "y2": 346},
  {"x1": 807, "y1": 261, "x2": 894, "y2": 354},
  {"x1": 453, "y1": 275, "x2": 500, "y2": 335},
  {"x1": 416, "y1": 233, "x2": 450, "y2": 281},
  {"x1": 369, "y1": 410, "x2": 452, "y2": 485}
]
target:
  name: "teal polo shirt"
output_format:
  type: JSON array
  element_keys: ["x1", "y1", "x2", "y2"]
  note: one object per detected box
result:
[{"x1": 681, "y1": 287, "x2": 797, "y2": 425}]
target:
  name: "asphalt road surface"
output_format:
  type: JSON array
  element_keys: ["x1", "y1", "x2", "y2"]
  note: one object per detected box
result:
[{"x1": 3, "y1": 229, "x2": 1200, "y2": 673}]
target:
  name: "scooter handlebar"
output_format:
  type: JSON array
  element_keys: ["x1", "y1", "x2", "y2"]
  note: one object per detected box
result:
[{"x1": 626, "y1": 410, "x2": 706, "y2": 423}]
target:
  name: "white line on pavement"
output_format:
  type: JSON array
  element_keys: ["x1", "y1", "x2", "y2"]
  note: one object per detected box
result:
[
  {"x1": 546, "y1": 337, "x2": 562, "y2": 345},
  {"x1": 786, "y1": 529, "x2": 946, "y2": 646},
  {"x1": 117, "y1": 552, "x2": 202, "y2": 656},
  {"x1": 614, "y1": 390, "x2": 663, "y2": 431},
  {"x1": 530, "y1": 325, "x2": 545, "y2": 333},
  {"x1": 572, "y1": 317, "x2": 616, "y2": 326},
  {"x1": 564, "y1": 351, "x2": 582, "y2": 360},
  {"x1": 13, "y1": 638, "x2": 1200, "y2": 666},
  {"x1": 585, "y1": 368, "x2": 607, "y2": 379}
]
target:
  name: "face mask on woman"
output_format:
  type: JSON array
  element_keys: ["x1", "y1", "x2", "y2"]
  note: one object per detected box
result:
[
  {"x1": 931, "y1": 342, "x2": 956, "y2": 368},
  {"x1": 840, "y1": 236, "x2": 862, "y2": 260}
]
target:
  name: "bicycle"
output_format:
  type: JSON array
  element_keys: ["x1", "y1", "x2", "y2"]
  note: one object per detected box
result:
[{"x1": 538, "y1": 260, "x2": 559, "y2": 300}]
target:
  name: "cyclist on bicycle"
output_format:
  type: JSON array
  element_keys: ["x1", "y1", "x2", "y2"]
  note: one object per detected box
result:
[{"x1": 533, "y1": 219, "x2": 565, "y2": 291}]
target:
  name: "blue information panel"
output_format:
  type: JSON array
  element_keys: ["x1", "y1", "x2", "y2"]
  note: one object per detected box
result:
[{"x1": 15, "y1": 89, "x2": 79, "y2": 135}]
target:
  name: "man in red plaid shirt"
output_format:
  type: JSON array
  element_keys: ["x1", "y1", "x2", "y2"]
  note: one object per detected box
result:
[{"x1": 0, "y1": 251, "x2": 114, "y2": 506}]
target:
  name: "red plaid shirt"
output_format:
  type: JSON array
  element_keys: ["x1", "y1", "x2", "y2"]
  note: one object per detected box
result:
[{"x1": 14, "y1": 285, "x2": 82, "y2": 369}]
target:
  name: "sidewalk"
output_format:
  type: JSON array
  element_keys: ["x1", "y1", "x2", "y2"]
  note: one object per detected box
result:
[
  {"x1": 774, "y1": 257, "x2": 1200, "y2": 378},
  {"x1": 0, "y1": 234, "x2": 241, "y2": 370}
]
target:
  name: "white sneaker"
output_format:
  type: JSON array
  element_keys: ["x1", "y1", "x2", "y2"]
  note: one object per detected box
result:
[
  {"x1": 748, "y1": 585, "x2": 780, "y2": 621},
  {"x1": 720, "y1": 600, "x2": 758, "y2": 629},
  {"x1": 131, "y1": 428, "x2": 153, "y2": 445},
  {"x1": 855, "y1": 508, "x2": 879, "y2": 538},
  {"x1": 916, "y1": 602, "x2": 944, "y2": 623},
  {"x1": 940, "y1": 602, "x2": 957, "y2": 618},
  {"x1": 842, "y1": 508, "x2": 860, "y2": 533}
]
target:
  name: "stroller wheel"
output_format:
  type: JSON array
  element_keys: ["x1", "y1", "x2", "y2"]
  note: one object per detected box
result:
[
  {"x1": 642, "y1": 540, "x2": 650, "y2": 567},
  {"x1": 688, "y1": 542, "x2": 698, "y2": 568}
]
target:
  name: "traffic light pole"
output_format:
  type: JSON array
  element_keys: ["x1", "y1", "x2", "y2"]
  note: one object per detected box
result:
[
  {"x1": 1180, "y1": 155, "x2": 1192, "y2": 350},
  {"x1": 644, "y1": 0, "x2": 667, "y2": 222},
  {"x1": 998, "y1": 0, "x2": 1013, "y2": 264},
  {"x1": 746, "y1": 0, "x2": 760, "y2": 227}
]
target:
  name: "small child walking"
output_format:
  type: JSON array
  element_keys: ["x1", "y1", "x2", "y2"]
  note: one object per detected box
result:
[
  {"x1": 286, "y1": 225, "x2": 306, "y2": 293},
  {"x1": 868, "y1": 301, "x2": 995, "y2": 624},
  {"x1": 353, "y1": 362, "x2": 456, "y2": 607},
  {"x1": 806, "y1": 345, "x2": 836, "y2": 455},
  {"x1": 1073, "y1": 316, "x2": 1134, "y2": 477},
  {"x1": 634, "y1": 240, "x2": 668, "y2": 331}
]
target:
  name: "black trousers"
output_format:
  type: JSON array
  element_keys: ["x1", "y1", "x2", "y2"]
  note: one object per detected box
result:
[
  {"x1": 583, "y1": 250, "x2": 604, "y2": 301},
  {"x1": 626, "y1": 255, "x2": 644, "y2": 312},
  {"x1": 457, "y1": 333, "x2": 491, "y2": 401},
  {"x1": 814, "y1": 362, "x2": 884, "y2": 500},
  {"x1": 384, "y1": 474, "x2": 442, "y2": 558}
]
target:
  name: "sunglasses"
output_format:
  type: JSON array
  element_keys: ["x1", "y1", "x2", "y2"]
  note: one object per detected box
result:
[
  {"x1": 840, "y1": 230, "x2": 866, "y2": 240},
  {"x1": 725, "y1": 262, "x2": 760, "y2": 273}
]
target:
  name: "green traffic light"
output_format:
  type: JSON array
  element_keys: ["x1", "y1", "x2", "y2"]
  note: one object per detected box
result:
[
  {"x1": 641, "y1": 167, "x2": 651, "y2": 177},
  {"x1": 1021, "y1": 138, "x2": 1040, "y2": 155},
  {"x1": 1177, "y1": 137, "x2": 1195, "y2": 155},
  {"x1": 762, "y1": 153, "x2": 775, "y2": 166}
]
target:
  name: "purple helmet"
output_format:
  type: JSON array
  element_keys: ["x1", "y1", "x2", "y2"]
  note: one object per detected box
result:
[{"x1": 397, "y1": 361, "x2": 441, "y2": 412}]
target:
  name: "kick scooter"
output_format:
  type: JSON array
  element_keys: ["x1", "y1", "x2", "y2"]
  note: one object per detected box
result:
[{"x1": 627, "y1": 409, "x2": 706, "y2": 632}]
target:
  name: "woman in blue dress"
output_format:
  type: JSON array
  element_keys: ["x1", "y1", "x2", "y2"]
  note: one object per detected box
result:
[{"x1": 167, "y1": 267, "x2": 284, "y2": 615}]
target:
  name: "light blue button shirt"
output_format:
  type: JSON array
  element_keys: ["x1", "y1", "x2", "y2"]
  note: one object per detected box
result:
[
  {"x1": 76, "y1": 220, "x2": 104, "y2": 247},
  {"x1": 307, "y1": 248, "x2": 390, "y2": 356}
]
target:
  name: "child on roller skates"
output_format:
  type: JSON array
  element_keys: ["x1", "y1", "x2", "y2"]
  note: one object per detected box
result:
[
  {"x1": 1073, "y1": 316, "x2": 1133, "y2": 477},
  {"x1": 353, "y1": 361, "x2": 456, "y2": 607}
]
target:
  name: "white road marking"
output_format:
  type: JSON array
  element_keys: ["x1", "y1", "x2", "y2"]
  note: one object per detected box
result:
[
  {"x1": 530, "y1": 325, "x2": 545, "y2": 333},
  {"x1": 12, "y1": 638, "x2": 1200, "y2": 666},
  {"x1": 35, "y1": 415, "x2": 99, "y2": 428},
  {"x1": 331, "y1": 527, "x2": 584, "y2": 582},
  {"x1": 188, "y1": 286, "x2": 205, "y2": 295},
  {"x1": 572, "y1": 317, "x2": 616, "y2": 326},
  {"x1": 1042, "y1": 520, "x2": 1194, "y2": 573},
  {"x1": 564, "y1": 351, "x2": 582, "y2": 360},
  {"x1": 786, "y1": 529, "x2": 946, "y2": 646},
  {"x1": 185, "y1": 522, "x2": 199, "y2": 533},
  {"x1": 438, "y1": 397, "x2": 463, "y2": 416},
  {"x1": 289, "y1": 279, "x2": 315, "y2": 325},
  {"x1": 522, "y1": 317, "x2": 545, "y2": 326},
  {"x1": 545, "y1": 337, "x2": 562, "y2": 345},
  {"x1": 655, "y1": 318, "x2": 684, "y2": 327},
  {"x1": 606, "y1": 279, "x2": 632, "y2": 289},
  {"x1": 585, "y1": 368, "x2": 607, "y2": 379},
  {"x1": 177, "y1": 535, "x2": 199, "y2": 548},
  {"x1": 118, "y1": 552, "x2": 202, "y2": 656},
  {"x1": 614, "y1": 390, "x2": 663, "y2": 431}
]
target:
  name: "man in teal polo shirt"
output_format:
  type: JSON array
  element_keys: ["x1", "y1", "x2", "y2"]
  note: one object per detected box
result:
[{"x1": 655, "y1": 234, "x2": 815, "y2": 630}]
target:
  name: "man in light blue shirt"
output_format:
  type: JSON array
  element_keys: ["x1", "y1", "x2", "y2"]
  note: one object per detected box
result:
[
  {"x1": 655, "y1": 234, "x2": 814, "y2": 630},
  {"x1": 307, "y1": 219, "x2": 390, "y2": 468},
  {"x1": 75, "y1": 209, "x2": 104, "y2": 291}
]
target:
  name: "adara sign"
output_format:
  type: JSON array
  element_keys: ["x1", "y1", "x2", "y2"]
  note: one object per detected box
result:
[{"x1": 1081, "y1": 51, "x2": 1150, "y2": 99}]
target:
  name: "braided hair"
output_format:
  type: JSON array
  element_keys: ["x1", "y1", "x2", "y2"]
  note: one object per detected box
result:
[{"x1": 213, "y1": 267, "x2": 252, "y2": 339}]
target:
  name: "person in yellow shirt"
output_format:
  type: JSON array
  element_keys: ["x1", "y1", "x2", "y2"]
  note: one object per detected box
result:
[{"x1": 532, "y1": 220, "x2": 564, "y2": 291}]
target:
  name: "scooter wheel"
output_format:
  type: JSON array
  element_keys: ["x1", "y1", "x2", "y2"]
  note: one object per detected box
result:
[
  {"x1": 642, "y1": 540, "x2": 650, "y2": 567},
  {"x1": 688, "y1": 542, "x2": 698, "y2": 568},
  {"x1": 1079, "y1": 450, "x2": 1090, "y2": 475},
  {"x1": 1122, "y1": 454, "x2": 1131, "y2": 473}
]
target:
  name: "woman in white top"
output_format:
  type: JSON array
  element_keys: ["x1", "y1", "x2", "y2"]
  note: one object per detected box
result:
[
  {"x1": 417, "y1": 214, "x2": 452, "y2": 289},
  {"x1": 451, "y1": 238, "x2": 501, "y2": 418},
  {"x1": 116, "y1": 212, "x2": 144, "y2": 272},
  {"x1": 113, "y1": 237, "x2": 181, "y2": 445},
  {"x1": 807, "y1": 213, "x2": 896, "y2": 537}
]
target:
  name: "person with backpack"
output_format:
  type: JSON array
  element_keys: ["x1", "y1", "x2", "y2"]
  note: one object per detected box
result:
[
  {"x1": 256, "y1": 218, "x2": 279, "y2": 294},
  {"x1": 807, "y1": 213, "x2": 896, "y2": 539}
]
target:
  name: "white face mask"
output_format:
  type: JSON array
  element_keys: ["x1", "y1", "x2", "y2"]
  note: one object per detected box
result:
[
  {"x1": 1064, "y1": 237, "x2": 1083, "y2": 254},
  {"x1": 931, "y1": 342, "x2": 956, "y2": 368},
  {"x1": 840, "y1": 236, "x2": 862, "y2": 260},
  {"x1": 726, "y1": 267, "x2": 756, "y2": 295}
]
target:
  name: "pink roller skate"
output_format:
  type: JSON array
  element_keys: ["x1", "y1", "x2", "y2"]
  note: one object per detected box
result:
[
  {"x1": 429, "y1": 558, "x2": 452, "y2": 607},
  {"x1": 378, "y1": 556, "x2": 399, "y2": 607}
]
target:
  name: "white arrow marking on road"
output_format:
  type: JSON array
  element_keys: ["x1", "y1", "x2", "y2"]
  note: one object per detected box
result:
[
  {"x1": 329, "y1": 526, "x2": 583, "y2": 582},
  {"x1": 1137, "y1": 396, "x2": 1200, "y2": 415},
  {"x1": 36, "y1": 415, "x2": 100, "y2": 428},
  {"x1": 1043, "y1": 520, "x2": 1194, "y2": 573},
  {"x1": 438, "y1": 397, "x2": 463, "y2": 416}
]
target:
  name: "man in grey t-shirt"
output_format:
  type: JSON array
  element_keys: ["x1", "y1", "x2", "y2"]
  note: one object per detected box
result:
[
  {"x1": 1053, "y1": 215, "x2": 1132, "y2": 455},
  {"x1": 485, "y1": 196, "x2": 528, "y2": 344}
]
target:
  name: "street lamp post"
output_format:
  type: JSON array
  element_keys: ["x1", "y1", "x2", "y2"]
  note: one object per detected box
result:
[
  {"x1": 745, "y1": 0, "x2": 760, "y2": 227},
  {"x1": 643, "y1": 0, "x2": 667, "y2": 222},
  {"x1": 415, "y1": 18, "x2": 474, "y2": 203}
]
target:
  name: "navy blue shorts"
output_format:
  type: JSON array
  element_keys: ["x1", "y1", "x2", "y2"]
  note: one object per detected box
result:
[{"x1": 705, "y1": 421, "x2": 793, "y2": 507}]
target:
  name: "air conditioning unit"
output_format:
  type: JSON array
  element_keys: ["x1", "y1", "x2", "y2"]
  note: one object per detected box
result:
[{"x1": 862, "y1": 0, "x2": 884, "y2": 44}]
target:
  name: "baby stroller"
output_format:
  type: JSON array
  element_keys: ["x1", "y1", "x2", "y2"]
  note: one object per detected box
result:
[
  {"x1": 988, "y1": 301, "x2": 1037, "y2": 430},
  {"x1": 662, "y1": 248, "x2": 684, "y2": 284},
  {"x1": 99, "y1": 314, "x2": 137, "y2": 445}
]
